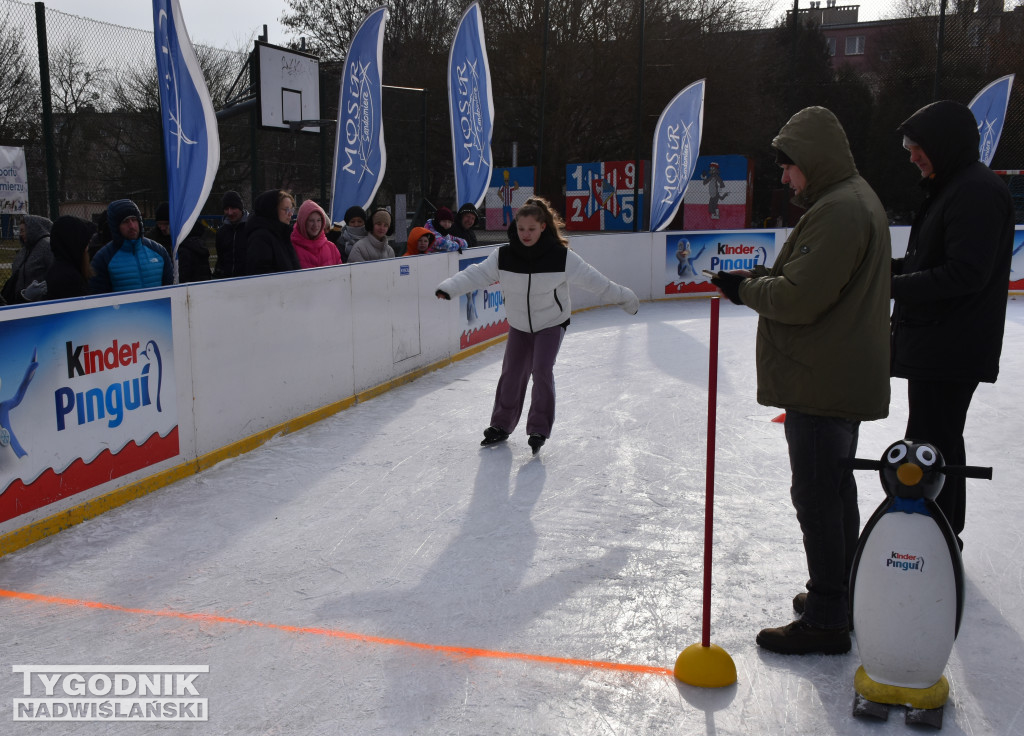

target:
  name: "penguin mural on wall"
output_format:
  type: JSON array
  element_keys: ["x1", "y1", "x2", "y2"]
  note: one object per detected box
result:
[
  {"x1": 0, "y1": 348, "x2": 39, "y2": 465},
  {"x1": 846, "y1": 439, "x2": 991, "y2": 728}
]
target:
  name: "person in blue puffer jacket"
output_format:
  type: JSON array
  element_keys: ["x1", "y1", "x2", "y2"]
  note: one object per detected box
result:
[{"x1": 89, "y1": 199, "x2": 173, "y2": 293}]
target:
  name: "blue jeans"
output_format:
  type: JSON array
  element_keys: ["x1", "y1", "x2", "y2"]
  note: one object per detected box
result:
[{"x1": 784, "y1": 410, "x2": 861, "y2": 629}]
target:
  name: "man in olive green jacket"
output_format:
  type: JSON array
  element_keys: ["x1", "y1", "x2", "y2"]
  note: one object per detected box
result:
[{"x1": 712, "y1": 106, "x2": 891, "y2": 655}]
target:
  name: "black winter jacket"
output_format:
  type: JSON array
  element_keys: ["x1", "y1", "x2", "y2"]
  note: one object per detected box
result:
[
  {"x1": 892, "y1": 101, "x2": 1015, "y2": 383},
  {"x1": 244, "y1": 191, "x2": 299, "y2": 275},
  {"x1": 215, "y1": 213, "x2": 249, "y2": 278},
  {"x1": 177, "y1": 222, "x2": 212, "y2": 283}
]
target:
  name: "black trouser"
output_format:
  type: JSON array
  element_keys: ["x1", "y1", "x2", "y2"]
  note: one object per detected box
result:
[
  {"x1": 784, "y1": 410, "x2": 861, "y2": 629},
  {"x1": 906, "y1": 378, "x2": 978, "y2": 539}
]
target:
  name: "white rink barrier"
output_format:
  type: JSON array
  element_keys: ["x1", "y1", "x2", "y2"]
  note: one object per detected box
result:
[{"x1": 1, "y1": 226, "x2": 1021, "y2": 552}]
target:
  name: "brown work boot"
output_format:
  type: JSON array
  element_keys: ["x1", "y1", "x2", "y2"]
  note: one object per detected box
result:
[
  {"x1": 793, "y1": 592, "x2": 853, "y2": 631},
  {"x1": 756, "y1": 619, "x2": 851, "y2": 655}
]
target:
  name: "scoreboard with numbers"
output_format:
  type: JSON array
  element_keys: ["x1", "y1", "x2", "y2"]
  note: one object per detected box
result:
[{"x1": 565, "y1": 160, "x2": 646, "y2": 231}]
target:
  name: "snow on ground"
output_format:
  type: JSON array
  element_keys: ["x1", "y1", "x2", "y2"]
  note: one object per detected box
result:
[{"x1": 2, "y1": 298, "x2": 1023, "y2": 735}]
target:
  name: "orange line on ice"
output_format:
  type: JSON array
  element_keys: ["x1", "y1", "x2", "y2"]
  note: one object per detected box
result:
[{"x1": 0, "y1": 588, "x2": 674, "y2": 677}]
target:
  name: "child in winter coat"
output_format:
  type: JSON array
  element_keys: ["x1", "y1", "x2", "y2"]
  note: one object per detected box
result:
[
  {"x1": 435, "y1": 196, "x2": 639, "y2": 453},
  {"x1": 425, "y1": 207, "x2": 468, "y2": 253},
  {"x1": 291, "y1": 200, "x2": 343, "y2": 268},
  {"x1": 405, "y1": 226, "x2": 437, "y2": 255}
]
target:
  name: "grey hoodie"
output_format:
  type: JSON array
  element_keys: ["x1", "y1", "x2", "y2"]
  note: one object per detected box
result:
[{"x1": 10, "y1": 215, "x2": 54, "y2": 300}]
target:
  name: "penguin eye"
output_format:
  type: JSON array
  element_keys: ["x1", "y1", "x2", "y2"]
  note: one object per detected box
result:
[
  {"x1": 916, "y1": 446, "x2": 937, "y2": 466},
  {"x1": 887, "y1": 444, "x2": 908, "y2": 463}
]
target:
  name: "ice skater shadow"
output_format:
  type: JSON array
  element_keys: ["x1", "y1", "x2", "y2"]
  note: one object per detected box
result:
[
  {"x1": 643, "y1": 321, "x2": 708, "y2": 384},
  {"x1": 315, "y1": 443, "x2": 630, "y2": 730}
]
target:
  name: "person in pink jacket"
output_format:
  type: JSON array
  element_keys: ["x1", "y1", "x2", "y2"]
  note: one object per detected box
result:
[{"x1": 291, "y1": 200, "x2": 343, "y2": 268}]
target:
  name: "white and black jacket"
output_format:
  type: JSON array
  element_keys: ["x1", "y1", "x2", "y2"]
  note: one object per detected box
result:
[{"x1": 438, "y1": 228, "x2": 638, "y2": 333}]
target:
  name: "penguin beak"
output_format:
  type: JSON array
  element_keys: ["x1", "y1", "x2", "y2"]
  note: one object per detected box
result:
[{"x1": 897, "y1": 463, "x2": 923, "y2": 486}]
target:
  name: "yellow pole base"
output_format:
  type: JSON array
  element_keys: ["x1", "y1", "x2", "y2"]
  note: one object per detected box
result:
[
  {"x1": 674, "y1": 643, "x2": 737, "y2": 688},
  {"x1": 854, "y1": 666, "x2": 949, "y2": 709}
]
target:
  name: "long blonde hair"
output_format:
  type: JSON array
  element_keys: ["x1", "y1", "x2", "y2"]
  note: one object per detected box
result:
[{"x1": 515, "y1": 196, "x2": 569, "y2": 248}]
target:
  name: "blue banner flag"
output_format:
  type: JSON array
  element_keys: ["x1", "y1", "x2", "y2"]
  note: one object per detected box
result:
[
  {"x1": 649, "y1": 80, "x2": 705, "y2": 232},
  {"x1": 969, "y1": 74, "x2": 1014, "y2": 167},
  {"x1": 153, "y1": 0, "x2": 220, "y2": 282},
  {"x1": 330, "y1": 7, "x2": 388, "y2": 222},
  {"x1": 448, "y1": 3, "x2": 494, "y2": 210}
]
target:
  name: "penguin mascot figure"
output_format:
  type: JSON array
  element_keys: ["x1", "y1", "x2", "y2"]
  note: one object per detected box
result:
[{"x1": 846, "y1": 439, "x2": 991, "y2": 728}]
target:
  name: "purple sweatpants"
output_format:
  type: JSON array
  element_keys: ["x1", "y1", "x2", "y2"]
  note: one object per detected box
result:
[{"x1": 490, "y1": 325, "x2": 566, "y2": 437}]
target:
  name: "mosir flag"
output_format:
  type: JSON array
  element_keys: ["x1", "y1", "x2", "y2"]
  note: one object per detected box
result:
[
  {"x1": 153, "y1": 0, "x2": 220, "y2": 282},
  {"x1": 649, "y1": 79, "x2": 705, "y2": 232},
  {"x1": 448, "y1": 2, "x2": 494, "y2": 210},
  {"x1": 330, "y1": 7, "x2": 388, "y2": 221},
  {"x1": 969, "y1": 74, "x2": 1014, "y2": 167}
]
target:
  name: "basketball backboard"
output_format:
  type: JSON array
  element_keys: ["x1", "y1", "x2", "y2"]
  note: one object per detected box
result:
[{"x1": 254, "y1": 41, "x2": 321, "y2": 133}]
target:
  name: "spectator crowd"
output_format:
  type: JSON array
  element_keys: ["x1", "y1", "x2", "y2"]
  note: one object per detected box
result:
[{"x1": 1, "y1": 191, "x2": 484, "y2": 305}]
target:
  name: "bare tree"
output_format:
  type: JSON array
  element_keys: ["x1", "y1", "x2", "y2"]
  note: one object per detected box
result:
[
  {"x1": 0, "y1": 13, "x2": 40, "y2": 144},
  {"x1": 46, "y1": 40, "x2": 109, "y2": 201}
]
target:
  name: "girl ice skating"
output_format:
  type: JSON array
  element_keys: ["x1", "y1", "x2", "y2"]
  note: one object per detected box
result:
[{"x1": 435, "y1": 197, "x2": 639, "y2": 454}]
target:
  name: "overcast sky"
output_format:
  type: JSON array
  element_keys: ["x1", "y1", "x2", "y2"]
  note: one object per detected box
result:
[
  {"x1": 39, "y1": 0, "x2": 290, "y2": 51},
  {"x1": 36, "y1": 1, "x2": 894, "y2": 54}
]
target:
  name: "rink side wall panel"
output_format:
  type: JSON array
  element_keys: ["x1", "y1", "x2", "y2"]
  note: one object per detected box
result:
[{"x1": 2, "y1": 226, "x2": 1022, "y2": 551}]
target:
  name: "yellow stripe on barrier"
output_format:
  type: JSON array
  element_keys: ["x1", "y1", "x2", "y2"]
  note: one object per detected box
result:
[{"x1": 0, "y1": 333, "x2": 509, "y2": 558}]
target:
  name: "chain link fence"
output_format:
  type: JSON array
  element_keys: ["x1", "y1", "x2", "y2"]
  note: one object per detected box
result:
[{"x1": 2, "y1": 0, "x2": 1022, "y2": 286}]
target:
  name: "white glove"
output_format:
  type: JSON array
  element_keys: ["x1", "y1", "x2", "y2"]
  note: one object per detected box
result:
[
  {"x1": 21, "y1": 280, "x2": 47, "y2": 301},
  {"x1": 620, "y1": 286, "x2": 639, "y2": 315}
]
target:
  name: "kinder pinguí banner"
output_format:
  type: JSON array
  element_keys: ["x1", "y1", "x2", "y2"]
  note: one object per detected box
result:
[
  {"x1": 1010, "y1": 228, "x2": 1024, "y2": 290},
  {"x1": 456, "y1": 252, "x2": 509, "y2": 349},
  {"x1": 0, "y1": 299, "x2": 179, "y2": 524},
  {"x1": 665, "y1": 230, "x2": 777, "y2": 295}
]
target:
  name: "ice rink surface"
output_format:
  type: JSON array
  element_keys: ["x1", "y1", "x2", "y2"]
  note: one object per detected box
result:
[{"x1": 2, "y1": 298, "x2": 1023, "y2": 735}]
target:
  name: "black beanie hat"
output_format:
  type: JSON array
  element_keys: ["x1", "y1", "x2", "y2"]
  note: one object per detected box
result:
[
  {"x1": 222, "y1": 190, "x2": 244, "y2": 210},
  {"x1": 344, "y1": 205, "x2": 367, "y2": 223},
  {"x1": 155, "y1": 201, "x2": 170, "y2": 221}
]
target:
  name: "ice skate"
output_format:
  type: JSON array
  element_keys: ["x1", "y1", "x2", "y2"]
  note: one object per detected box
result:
[{"x1": 480, "y1": 426, "x2": 509, "y2": 446}]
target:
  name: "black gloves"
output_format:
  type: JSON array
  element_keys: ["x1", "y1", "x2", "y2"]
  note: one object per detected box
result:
[
  {"x1": 435, "y1": 289, "x2": 452, "y2": 300},
  {"x1": 710, "y1": 271, "x2": 746, "y2": 305}
]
